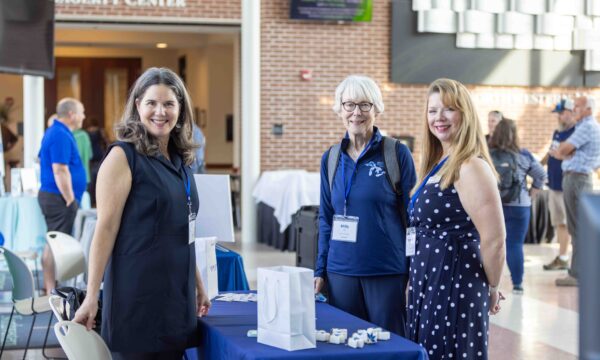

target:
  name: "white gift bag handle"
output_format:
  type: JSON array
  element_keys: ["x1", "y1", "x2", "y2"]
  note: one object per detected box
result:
[{"x1": 260, "y1": 277, "x2": 279, "y2": 323}]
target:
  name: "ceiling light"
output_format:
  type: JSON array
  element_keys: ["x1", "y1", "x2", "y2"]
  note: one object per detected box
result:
[{"x1": 156, "y1": 43, "x2": 168, "y2": 49}]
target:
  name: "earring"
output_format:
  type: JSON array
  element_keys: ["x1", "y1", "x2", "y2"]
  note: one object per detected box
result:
[{"x1": 175, "y1": 123, "x2": 182, "y2": 129}]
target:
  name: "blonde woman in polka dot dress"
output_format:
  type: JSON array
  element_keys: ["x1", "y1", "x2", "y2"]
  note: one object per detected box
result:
[{"x1": 407, "y1": 78, "x2": 506, "y2": 359}]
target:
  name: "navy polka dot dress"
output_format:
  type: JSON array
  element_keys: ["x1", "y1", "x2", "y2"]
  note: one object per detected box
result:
[{"x1": 407, "y1": 181, "x2": 490, "y2": 359}]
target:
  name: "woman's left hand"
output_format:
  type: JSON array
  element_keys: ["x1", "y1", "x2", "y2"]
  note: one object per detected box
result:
[
  {"x1": 197, "y1": 288, "x2": 211, "y2": 317},
  {"x1": 489, "y1": 291, "x2": 505, "y2": 315}
]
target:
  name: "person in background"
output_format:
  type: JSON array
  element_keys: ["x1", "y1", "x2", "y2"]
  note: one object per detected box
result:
[
  {"x1": 86, "y1": 117, "x2": 108, "y2": 206},
  {"x1": 315, "y1": 75, "x2": 416, "y2": 336},
  {"x1": 191, "y1": 122, "x2": 206, "y2": 174},
  {"x1": 408, "y1": 78, "x2": 505, "y2": 359},
  {"x1": 1, "y1": 97, "x2": 20, "y2": 190},
  {"x1": 486, "y1": 110, "x2": 503, "y2": 143},
  {"x1": 73, "y1": 67, "x2": 211, "y2": 359},
  {"x1": 542, "y1": 99, "x2": 575, "y2": 271},
  {"x1": 38, "y1": 98, "x2": 87, "y2": 293},
  {"x1": 73, "y1": 117, "x2": 93, "y2": 186},
  {"x1": 550, "y1": 96, "x2": 600, "y2": 287},
  {"x1": 489, "y1": 119, "x2": 546, "y2": 294}
]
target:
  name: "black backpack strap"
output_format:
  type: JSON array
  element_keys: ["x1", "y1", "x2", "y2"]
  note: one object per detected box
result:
[
  {"x1": 382, "y1": 136, "x2": 408, "y2": 229},
  {"x1": 383, "y1": 136, "x2": 400, "y2": 195},
  {"x1": 327, "y1": 143, "x2": 342, "y2": 194}
]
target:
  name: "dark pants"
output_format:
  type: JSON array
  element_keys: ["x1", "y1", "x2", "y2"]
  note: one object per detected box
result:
[
  {"x1": 562, "y1": 172, "x2": 593, "y2": 279},
  {"x1": 503, "y1": 205, "x2": 531, "y2": 287},
  {"x1": 327, "y1": 272, "x2": 408, "y2": 336},
  {"x1": 38, "y1": 191, "x2": 78, "y2": 234},
  {"x1": 111, "y1": 350, "x2": 184, "y2": 360}
]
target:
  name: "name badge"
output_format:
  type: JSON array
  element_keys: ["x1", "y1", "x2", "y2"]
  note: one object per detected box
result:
[
  {"x1": 406, "y1": 227, "x2": 416, "y2": 256},
  {"x1": 331, "y1": 215, "x2": 359, "y2": 242},
  {"x1": 188, "y1": 213, "x2": 197, "y2": 244},
  {"x1": 427, "y1": 175, "x2": 441, "y2": 184}
]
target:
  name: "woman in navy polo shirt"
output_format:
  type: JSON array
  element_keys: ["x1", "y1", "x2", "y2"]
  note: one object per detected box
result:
[{"x1": 314, "y1": 75, "x2": 416, "y2": 335}]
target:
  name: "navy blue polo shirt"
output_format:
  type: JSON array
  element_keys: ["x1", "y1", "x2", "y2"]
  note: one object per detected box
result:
[
  {"x1": 547, "y1": 127, "x2": 575, "y2": 191},
  {"x1": 315, "y1": 128, "x2": 417, "y2": 277},
  {"x1": 39, "y1": 120, "x2": 87, "y2": 203}
]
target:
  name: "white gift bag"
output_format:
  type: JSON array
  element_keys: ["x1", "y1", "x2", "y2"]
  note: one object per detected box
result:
[
  {"x1": 194, "y1": 237, "x2": 219, "y2": 300},
  {"x1": 257, "y1": 266, "x2": 316, "y2": 351}
]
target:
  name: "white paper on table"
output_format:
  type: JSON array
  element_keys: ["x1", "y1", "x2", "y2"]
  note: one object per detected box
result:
[
  {"x1": 194, "y1": 174, "x2": 235, "y2": 243},
  {"x1": 194, "y1": 236, "x2": 219, "y2": 300},
  {"x1": 20, "y1": 168, "x2": 38, "y2": 195}
]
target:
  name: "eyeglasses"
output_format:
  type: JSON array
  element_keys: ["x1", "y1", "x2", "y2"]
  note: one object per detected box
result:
[{"x1": 341, "y1": 101, "x2": 374, "y2": 112}]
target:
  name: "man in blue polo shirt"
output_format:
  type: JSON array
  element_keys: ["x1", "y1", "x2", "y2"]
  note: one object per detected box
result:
[
  {"x1": 38, "y1": 98, "x2": 87, "y2": 293},
  {"x1": 549, "y1": 96, "x2": 600, "y2": 287},
  {"x1": 542, "y1": 99, "x2": 575, "y2": 271}
]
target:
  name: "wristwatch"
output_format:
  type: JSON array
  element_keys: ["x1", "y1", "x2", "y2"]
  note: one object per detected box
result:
[{"x1": 489, "y1": 284, "x2": 499, "y2": 293}]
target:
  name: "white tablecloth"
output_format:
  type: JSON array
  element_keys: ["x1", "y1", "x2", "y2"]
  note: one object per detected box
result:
[{"x1": 252, "y1": 170, "x2": 320, "y2": 232}]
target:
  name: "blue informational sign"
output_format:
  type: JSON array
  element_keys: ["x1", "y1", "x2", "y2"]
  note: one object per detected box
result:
[{"x1": 290, "y1": 0, "x2": 372, "y2": 22}]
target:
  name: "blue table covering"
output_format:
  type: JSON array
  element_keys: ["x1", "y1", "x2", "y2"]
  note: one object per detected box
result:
[
  {"x1": 186, "y1": 294, "x2": 427, "y2": 360},
  {"x1": 0, "y1": 195, "x2": 47, "y2": 252},
  {"x1": 216, "y1": 247, "x2": 250, "y2": 292}
]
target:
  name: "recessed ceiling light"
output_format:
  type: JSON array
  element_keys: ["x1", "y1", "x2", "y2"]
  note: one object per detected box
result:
[{"x1": 156, "y1": 43, "x2": 168, "y2": 49}]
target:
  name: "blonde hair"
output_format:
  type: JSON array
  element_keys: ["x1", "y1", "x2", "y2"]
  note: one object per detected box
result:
[{"x1": 416, "y1": 78, "x2": 497, "y2": 191}]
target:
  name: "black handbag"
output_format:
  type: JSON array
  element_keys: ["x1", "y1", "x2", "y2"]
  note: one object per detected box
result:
[{"x1": 51, "y1": 286, "x2": 102, "y2": 333}]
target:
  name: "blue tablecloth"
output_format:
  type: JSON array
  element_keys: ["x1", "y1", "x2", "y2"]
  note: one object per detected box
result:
[
  {"x1": 216, "y1": 247, "x2": 250, "y2": 291},
  {"x1": 0, "y1": 195, "x2": 47, "y2": 252},
  {"x1": 186, "y1": 294, "x2": 427, "y2": 360}
]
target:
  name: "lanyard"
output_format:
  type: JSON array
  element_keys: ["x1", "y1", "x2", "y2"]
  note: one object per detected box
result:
[
  {"x1": 341, "y1": 137, "x2": 376, "y2": 215},
  {"x1": 183, "y1": 166, "x2": 192, "y2": 216},
  {"x1": 409, "y1": 156, "x2": 448, "y2": 214}
]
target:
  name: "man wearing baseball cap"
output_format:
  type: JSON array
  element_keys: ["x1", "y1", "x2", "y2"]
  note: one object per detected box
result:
[
  {"x1": 549, "y1": 96, "x2": 600, "y2": 286},
  {"x1": 542, "y1": 99, "x2": 575, "y2": 271}
]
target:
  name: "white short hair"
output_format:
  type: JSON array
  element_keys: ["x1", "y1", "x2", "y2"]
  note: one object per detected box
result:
[
  {"x1": 586, "y1": 96, "x2": 596, "y2": 114},
  {"x1": 332, "y1": 75, "x2": 384, "y2": 114}
]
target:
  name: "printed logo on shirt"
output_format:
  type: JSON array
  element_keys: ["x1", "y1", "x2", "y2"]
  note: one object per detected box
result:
[{"x1": 365, "y1": 161, "x2": 386, "y2": 177}]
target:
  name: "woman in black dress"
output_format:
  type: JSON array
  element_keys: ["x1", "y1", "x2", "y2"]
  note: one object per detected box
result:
[
  {"x1": 407, "y1": 78, "x2": 506, "y2": 359},
  {"x1": 74, "y1": 67, "x2": 211, "y2": 359}
]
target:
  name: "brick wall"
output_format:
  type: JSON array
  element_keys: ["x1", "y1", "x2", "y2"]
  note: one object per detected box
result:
[
  {"x1": 261, "y1": 0, "x2": 600, "y2": 172},
  {"x1": 55, "y1": 0, "x2": 600, "y2": 173},
  {"x1": 55, "y1": 0, "x2": 240, "y2": 20}
]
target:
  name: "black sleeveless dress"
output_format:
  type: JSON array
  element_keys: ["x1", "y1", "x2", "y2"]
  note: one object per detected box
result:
[{"x1": 101, "y1": 141, "x2": 199, "y2": 352}]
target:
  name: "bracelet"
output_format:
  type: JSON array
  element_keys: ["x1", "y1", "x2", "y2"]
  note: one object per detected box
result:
[{"x1": 489, "y1": 285, "x2": 499, "y2": 293}]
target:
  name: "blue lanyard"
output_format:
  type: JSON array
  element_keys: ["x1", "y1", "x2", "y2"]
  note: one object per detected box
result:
[
  {"x1": 183, "y1": 166, "x2": 192, "y2": 216},
  {"x1": 341, "y1": 137, "x2": 376, "y2": 215},
  {"x1": 409, "y1": 157, "x2": 449, "y2": 214}
]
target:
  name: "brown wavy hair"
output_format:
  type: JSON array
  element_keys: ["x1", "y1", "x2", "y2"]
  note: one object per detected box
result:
[
  {"x1": 115, "y1": 67, "x2": 197, "y2": 165},
  {"x1": 488, "y1": 118, "x2": 520, "y2": 153}
]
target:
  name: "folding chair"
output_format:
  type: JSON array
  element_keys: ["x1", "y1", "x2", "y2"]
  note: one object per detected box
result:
[
  {"x1": 54, "y1": 321, "x2": 112, "y2": 360},
  {"x1": 0, "y1": 247, "x2": 52, "y2": 359},
  {"x1": 46, "y1": 231, "x2": 86, "y2": 286}
]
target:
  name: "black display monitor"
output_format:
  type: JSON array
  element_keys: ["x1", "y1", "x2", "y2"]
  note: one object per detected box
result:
[
  {"x1": 0, "y1": 0, "x2": 55, "y2": 78},
  {"x1": 290, "y1": 0, "x2": 372, "y2": 22}
]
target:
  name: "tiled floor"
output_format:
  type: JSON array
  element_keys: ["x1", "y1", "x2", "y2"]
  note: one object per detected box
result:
[
  {"x1": 4, "y1": 240, "x2": 577, "y2": 359},
  {"x1": 228, "y1": 240, "x2": 578, "y2": 360}
]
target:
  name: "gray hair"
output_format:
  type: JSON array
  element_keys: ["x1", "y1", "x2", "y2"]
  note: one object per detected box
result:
[
  {"x1": 488, "y1": 110, "x2": 503, "y2": 121},
  {"x1": 332, "y1": 75, "x2": 384, "y2": 114},
  {"x1": 56, "y1": 98, "x2": 81, "y2": 119},
  {"x1": 586, "y1": 96, "x2": 596, "y2": 113}
]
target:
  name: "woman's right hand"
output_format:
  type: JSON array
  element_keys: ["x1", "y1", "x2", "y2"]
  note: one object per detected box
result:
[
  {"x1": 72, "y1": 297, "x2": 98, "y2": 331},
  {"x1": 314, "y1": 277, "x2": 325, "y2": 294}
]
